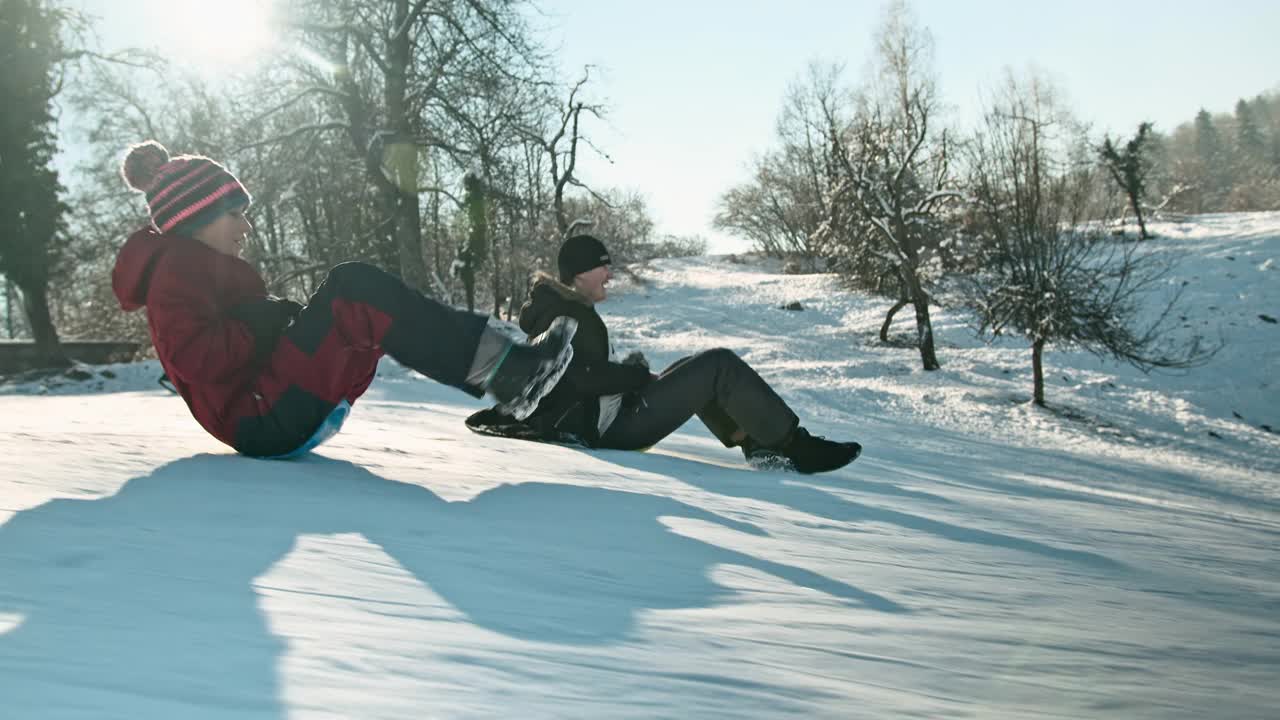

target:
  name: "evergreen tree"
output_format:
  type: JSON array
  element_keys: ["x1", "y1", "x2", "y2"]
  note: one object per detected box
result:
[
  {"x1": 1194, "y1": 109, "x2": 1220, "y2": 156},
  {"x1": 1228, "y1": 97, "x2": 1280, "y2": 209},
  {"x1": 1192, "y1": 108, "x2": 1230, "y2": 210},
  {"x1": 0, "y1": 0, "x2": 71, "y2": 366},
  {"x1": 1235, "y1": 99, "x2": 1266, "y2": 159}
]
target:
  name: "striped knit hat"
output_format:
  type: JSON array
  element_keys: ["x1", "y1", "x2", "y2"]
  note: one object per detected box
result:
[{"x1": 121, "y1": 141, "x2": 251, "y2": 236}]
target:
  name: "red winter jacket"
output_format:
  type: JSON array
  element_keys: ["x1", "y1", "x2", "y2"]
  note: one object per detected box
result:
[{"x1": 113, "y1": 228, "x2": 268, "y2": 447}]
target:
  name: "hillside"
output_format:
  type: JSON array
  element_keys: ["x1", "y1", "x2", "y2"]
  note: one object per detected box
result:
[{"x1": 1, "y1": 212, "x2": 1277, "y2": 719}]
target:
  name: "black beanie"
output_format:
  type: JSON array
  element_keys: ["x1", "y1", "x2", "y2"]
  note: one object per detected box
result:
[{"x1": 557, "y1": 234, "x2": 611, "y2": 282}]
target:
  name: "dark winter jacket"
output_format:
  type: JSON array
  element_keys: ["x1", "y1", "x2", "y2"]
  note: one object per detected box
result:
[
  {"x1": 112, "y1": 228, "x2": 290, "y2": 448},
  {"x1": 470, "y1": 273, "x2": 650, "y2": 446}
]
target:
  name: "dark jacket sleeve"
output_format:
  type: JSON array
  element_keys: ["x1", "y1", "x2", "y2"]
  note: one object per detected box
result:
[
  {"x1": 567, "y1": 358, "x2": 651, "y2": 397},
  {"x1": 562, "y1": 315, "x2": 650, "y2": 395}
]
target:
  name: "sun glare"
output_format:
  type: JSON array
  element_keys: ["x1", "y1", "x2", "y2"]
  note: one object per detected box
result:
[
  {"x1": 160, "y1": 0, "x2": 276, "y2": 68},
  {"x1": 0, "y1": 612, "x2": 24, "y2": 636}
]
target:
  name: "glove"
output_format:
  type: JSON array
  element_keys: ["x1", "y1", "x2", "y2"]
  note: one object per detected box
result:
[
  {"x1": 228, "y1": 296, "x2": 302, "y2": 336},
  {"x1": 620, "y1": 390, "x2": 648, "y2": 413},
  {"x1": 621, "y1": 350, "x2": 649, "y2": 370},
  {"x1": 228, "y1": 296, "x2": 304, "y2": 364}
]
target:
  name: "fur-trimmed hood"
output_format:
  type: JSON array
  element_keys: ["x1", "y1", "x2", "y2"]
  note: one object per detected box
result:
[
  {"x1": 519, "y1": 272, "x2": 594, "y2": 335},
  {"x1": 531, "y1": 271, "x2": 593, "y2": 304}
]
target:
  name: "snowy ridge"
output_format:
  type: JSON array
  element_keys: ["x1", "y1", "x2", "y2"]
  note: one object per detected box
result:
[{"x1": 0, "y1": 213, "x2": 1277, "y2": 718}]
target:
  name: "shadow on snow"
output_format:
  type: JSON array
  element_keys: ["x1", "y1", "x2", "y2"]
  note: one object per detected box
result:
[{"x1": 0, "y1": 452, "x2": 899, "y2": 717}]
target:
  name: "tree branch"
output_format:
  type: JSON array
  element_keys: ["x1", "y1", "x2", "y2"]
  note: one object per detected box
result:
[
  {"x1": 234, "y1": 122, "x2": 349, "y2": 153},
  {"x1": 243, "y1": 86, "x2": 350, "y2": 128}
]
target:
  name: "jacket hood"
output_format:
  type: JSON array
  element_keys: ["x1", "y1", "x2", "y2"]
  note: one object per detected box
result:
[
  {"x1": 519, "y1": 272, "x2": 593, "y2": 334},
  {"x1": 112, "y1": 227, "x2": 172, "y2": 311}
]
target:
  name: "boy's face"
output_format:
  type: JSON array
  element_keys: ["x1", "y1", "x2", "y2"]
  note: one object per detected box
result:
[{"x1": 193, "y1": 207, "x2": 252, "y2": 257}]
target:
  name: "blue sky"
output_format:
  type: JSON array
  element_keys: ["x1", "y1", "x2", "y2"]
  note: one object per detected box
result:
[
  {"x1": 66, "y1": 0, "x2": 1280, "y2": 253},
  {"x1": 536, "y1": 0, "x2": 1280, "y2": 251}
]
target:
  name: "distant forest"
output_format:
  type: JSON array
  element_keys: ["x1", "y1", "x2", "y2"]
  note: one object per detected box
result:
[{"x1": 1147, "y1": 92, "x2": 1280, "y2": 214}]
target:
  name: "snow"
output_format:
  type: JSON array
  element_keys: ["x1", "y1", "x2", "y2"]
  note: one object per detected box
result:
[{"x1": 2, "y1": 212, "x2": 1278, "y2": 719}]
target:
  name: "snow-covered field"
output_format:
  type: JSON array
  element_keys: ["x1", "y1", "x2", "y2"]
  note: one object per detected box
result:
[{"x1": 1, "y1": 212, "x2": 1277, "y2": 719}]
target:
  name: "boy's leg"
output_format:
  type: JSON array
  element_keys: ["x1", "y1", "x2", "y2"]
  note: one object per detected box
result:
[
  {"x1": 234, "y1": 262, "x2": 489, "y2": 456},
  {"x1": 235, "y1": 344, "x2": 381, "y2": 457},
  {"x1": 285, "y1": 262, "x2": 489, "y2": 394}
]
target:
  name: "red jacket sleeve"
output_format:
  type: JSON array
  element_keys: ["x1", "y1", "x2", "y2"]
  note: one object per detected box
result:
[{"x1": 146, "y1": 255, "x2": 258, "y2": 385}]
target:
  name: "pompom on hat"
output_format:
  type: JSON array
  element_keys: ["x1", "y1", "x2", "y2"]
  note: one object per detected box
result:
[{"x1": 121, "y1": 141, "x2": 252, "y2": 237}]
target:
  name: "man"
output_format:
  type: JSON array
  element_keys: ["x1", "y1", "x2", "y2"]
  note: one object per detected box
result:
[{"x1": 467, "y1": 235, "x2": 862, "y2": 474}]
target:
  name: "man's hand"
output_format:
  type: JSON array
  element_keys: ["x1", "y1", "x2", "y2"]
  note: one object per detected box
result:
[{"x1": 621, "y1": 350, "x2": 649, "y2": 370}]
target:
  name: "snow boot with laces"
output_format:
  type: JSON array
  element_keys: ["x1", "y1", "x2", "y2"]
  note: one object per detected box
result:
[
  {"x1": 781, "y1": 426, "x2": 861, "y2": 474},
  {"x1": 742, "y1": 427, "x2": 861, "y2": 474},
  {"x1": 741, "y1": 436, "x2": 793, "y2": 471}
]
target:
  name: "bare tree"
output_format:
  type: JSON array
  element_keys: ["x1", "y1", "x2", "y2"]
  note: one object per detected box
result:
[
  {"x1": 239, "y1": 0, "x2": 547, "y2": 291},
  {"x1": 57, "y1": 2, "x2": 627, "y2": 336},
  {"x1": 1099, "y1": 122, "x2": 1155, "y2": 240},
  {"x1": 715, "y1": 62, "x2": 849, "y2": 264},
  {"x1": 823, "y1": 0, "x2": 959, "y2": 370},
  {"x1": 958, "y1": 72, "x2": 1213, "y2": 406},
  {"x1": 523, "y1": 70, "x2": 610, "y2": 236}
]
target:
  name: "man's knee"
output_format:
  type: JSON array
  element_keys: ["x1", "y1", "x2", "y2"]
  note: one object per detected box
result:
[{"x1": 702, "y1": 347, "x2": 744, "y2": 367}]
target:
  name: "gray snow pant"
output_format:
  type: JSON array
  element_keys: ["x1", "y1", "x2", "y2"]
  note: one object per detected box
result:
[{"x1": 596, "y1": 348, "x2": 799, "y2": 451}]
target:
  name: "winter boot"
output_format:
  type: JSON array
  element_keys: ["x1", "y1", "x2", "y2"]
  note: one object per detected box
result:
[
  {"x1": 780, "y1": 426, "x2": 861, "y2": 474},
  {"x1": 488, "y1": 316, "x2": 578, "y2": 421},
  {"x1": 740, "y1": 436, "x2": 793, "y2": 471}
]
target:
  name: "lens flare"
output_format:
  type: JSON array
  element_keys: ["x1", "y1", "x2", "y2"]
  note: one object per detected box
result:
[{"x1": 160, "y1": 0, "x2": 276, "y2": 67}]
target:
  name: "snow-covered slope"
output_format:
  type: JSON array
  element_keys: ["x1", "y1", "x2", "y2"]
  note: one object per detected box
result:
[{"x1": 1, "y1": 213, "x2": 1277, "y2": 719}]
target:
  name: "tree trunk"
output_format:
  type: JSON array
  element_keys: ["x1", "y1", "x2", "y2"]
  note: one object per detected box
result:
[
  {"x1": 491, "y1": 244, "x2": 501, "y2": 317},
  {"x1": 394, "y1": 189, "x2": 429, "y2": 291},
  {"x1": 879, "y1": 296, "x2": 909, "y2": 343},
  {"x1": 902, "y1": 269, "x2": 940, "y2": 370},
  {"x1": 18, "y1": 280, "x2": 68, "y2": 368},
  {"x1": 429, "y1": 168, "x2": 444, "y2": 282},
  {"x1": 4, "y1": 276, "x2": 14, "y2": 338},
  {"x1": 912, "y1": 294, "x2": 940, "y2": 371},
  {"x1": 380, "y1": 140, "x2": 428, "y2": 292},
  {"x1": 506, "y1": 273, "x2": 516, "y2": 320},
  {"x1": 386, "y1": 0, "x2": 428, "y2": 291},
  {"x1": 463, "y1": 264, "x2": 476, "y2": 313},
  {"x1": 1133, "y1": 197, "x2": 1149, "y2": 240},
  {"x1": 1032, "y1": 337, "x2": 1046, "y2": 406}
]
